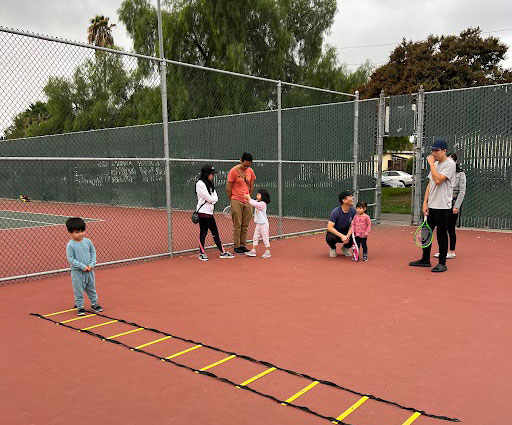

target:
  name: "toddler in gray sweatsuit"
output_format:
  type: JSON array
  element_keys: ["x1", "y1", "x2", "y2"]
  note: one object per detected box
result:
[{"x1": 65, "y1": 217, "x2": 103, "y2": 316}]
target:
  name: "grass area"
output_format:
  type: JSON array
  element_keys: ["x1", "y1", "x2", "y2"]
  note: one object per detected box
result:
[{"x1": 381, "y1": 187, "x2": 412, "y2": 214}]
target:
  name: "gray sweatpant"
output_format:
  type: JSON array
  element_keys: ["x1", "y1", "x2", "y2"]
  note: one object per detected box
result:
[{"x1": 71, "y1": 270, "x2": 98, "y2": 309}]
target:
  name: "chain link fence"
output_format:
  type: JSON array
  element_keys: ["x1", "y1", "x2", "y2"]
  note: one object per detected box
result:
[
  {"x1": 1, "y1": 27, "x2": 382, "y2": 283},
  {"x1": 410, "y1": 83, "x2": 512, "y2": 229},
  {"x1": 2, "y1": 26, "x2": 510, "y2": 283}
]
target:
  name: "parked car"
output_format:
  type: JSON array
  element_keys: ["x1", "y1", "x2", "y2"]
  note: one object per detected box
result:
[
  {"x1": 381, "y1": 175, "x2": 405, "y2": 188},
  {"x1": 381, "y1": 170, "x2": 413, "y2": 186}
]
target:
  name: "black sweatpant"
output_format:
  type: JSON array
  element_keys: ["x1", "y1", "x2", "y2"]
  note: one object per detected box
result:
[
  {"x1": 423, "y1": 208, "x2": 449, "y2": 265},
  {"x1": 447, "y1": 210, "x2": 458, "y2": 251},
  {"x1": 326, "y1": 230, "x2": 353, "y2": 249},
  {"x1": 355, "y1": 236, "x2": 368, "y2": 255},
  {"x1": 198, "y1": 215, "x2": 224, "y2": 254}
]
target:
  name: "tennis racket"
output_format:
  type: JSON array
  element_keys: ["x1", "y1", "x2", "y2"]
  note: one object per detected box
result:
[
  {"x1": 351, "y1": 232, "x2": 359, "y2": 261},
  {"x1": 222, "y1": 205, "x2": 231, "y2": 218},
  {"x1": 414, "y1": 215, "x2": 433, "y2": 248}
]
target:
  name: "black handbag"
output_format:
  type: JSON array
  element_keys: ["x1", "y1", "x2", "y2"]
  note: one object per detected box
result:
[{"x1": 191, "y1": 201, "x2": 207, "y2": 224}]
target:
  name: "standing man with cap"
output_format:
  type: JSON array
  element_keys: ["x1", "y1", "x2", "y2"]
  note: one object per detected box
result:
[
  {"x1": 409, "y1": 139, "x2": 456, "y2": 272},
  {"x1": 326, "y1": 190, "x2": 356, "y2": 257}
]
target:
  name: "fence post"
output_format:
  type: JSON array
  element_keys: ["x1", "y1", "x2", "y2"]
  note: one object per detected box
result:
[
  {"x1": 413, "y1": 86, "x2": 425, "y2": 226},
  {"x1": 277, "y1": 81, "x2": 283, "y2": 237},
  {"x1": 376, "y1": 90, "x2": 385, "y2": 223},
  {"x1": 157, "y1": 0, "x2": 173, "y2": 255},
  {"x1": 353, "y1": 90, "x2": 360, "y2": 202}
]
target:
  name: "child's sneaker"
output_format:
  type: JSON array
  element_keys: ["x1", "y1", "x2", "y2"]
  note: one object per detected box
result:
[
  {"x1": 446, "y1": 253, "x2": 456, "y2": 259},
  {"x1": 220, "y1": 252, "x2": 235, "y2": 259},
  {"x1": 91, "y1": 304, "x2": 103, "y2": 313},
  {"x1": 363, "y1": 255, "x2": 368, "y2": 262},
  {"x1": 245, "y1": 250, "x2": 257, "y2": 257},
  {"x1": 77, "y1": 308, "x2": 86, "y2": 316},
  {"x1": 434, "y1": 253, "x2": 440, "y2": 258},
  {"x1": 329, "y1": 248, "x2": 337, "y2": 258},
  {"x1": 261, "y1": 250, "x2": 271, "y2": 259},
  {"x1": 198, "y1": 253, "x2": 208, "y2": 261}
]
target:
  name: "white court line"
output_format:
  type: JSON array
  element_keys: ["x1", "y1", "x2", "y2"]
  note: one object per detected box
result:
[
  {"x1": 0, "y1": 216, "x2": 65, "y2": 225},
  {"x1": 0, "y1": 209, "x2": 104, "y2": 221},
  {"x1": 0, "y1": 212, "x2": 105, "y2": 231},
  {"x1": 0, "y1": 223, "x2": 70, "y2": 232}
]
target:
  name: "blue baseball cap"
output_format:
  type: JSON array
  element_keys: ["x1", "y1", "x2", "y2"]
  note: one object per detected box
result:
[{"x1": 431, "y1": 139, "x2": 448, "y2": 150}]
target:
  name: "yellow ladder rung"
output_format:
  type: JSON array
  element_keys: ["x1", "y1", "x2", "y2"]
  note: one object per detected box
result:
[
  {"x1": 401, "y1": 412, "x2": 422, "y2": 425},
  {"x1": 60, "y1": 314, "x2": 96, "y2": 323},
  {"x1": 135, "y1": 336, "x2": 173, "y2": 349},
  {"x1": 80, "y1": 320, "x2": 118, "y2": 331},
  {"x1": 239, "y1": 367, "x2": 277, "y2": 387},
  {"x1": 106, "y1": 328, "x2": 144, "y2": 339},
  {"x1": 283, "y1": 381, "x2": 320, "y2": 405},
  {"x1": 44, "y1": 308, "x2": 77, "y2": 317},
  {"x1": 197, "y1": 355, "x2": 236, "y2": 372},
  {"x1": 333, "y1": 396, "x2": 369, "y2": 422},
  {"x1": 164, "y1": 344, "x2": 202, "y2": 359}
]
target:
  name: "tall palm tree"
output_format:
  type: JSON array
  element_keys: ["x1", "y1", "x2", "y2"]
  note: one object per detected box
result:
[{"x1": 87, "y1": 15, "x2": 116, "y2": 47}]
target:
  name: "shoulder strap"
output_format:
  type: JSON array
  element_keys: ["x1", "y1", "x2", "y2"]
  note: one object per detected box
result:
[{"x1": 195, "y1": 201, "x2": 207, "y2": 214}]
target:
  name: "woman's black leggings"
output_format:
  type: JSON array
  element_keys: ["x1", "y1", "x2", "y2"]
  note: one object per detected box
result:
[
  {"x1": 447, "y1": 211, "x2": 458, "y2": 251},
  {"x1": 198, "y1": 215, "x2": 224, "y2": 254}
]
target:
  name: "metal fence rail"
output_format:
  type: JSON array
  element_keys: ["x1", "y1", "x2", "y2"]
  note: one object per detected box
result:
[
  {"x1": 413, "y1": 83, "x2": 512, "y2": 228},
  {"x1": 0, "y1": 26, "x2": 384, "y2": 282}
]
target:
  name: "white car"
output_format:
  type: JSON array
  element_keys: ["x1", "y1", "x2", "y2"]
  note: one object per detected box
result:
[
  {"x1": 382, "y1": 170, "x2": 413, "y2": 186},
  {"x1": 381, "y1": 175, "x2": 405, "y2": 188}
]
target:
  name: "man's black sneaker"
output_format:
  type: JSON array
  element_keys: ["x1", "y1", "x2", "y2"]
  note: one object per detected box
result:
[
  {"x1": 240, "y1": 246, "x2": 250, "y2": 253},
  {"x1": 77, "y1": 308, "x2": 86, "y2": 316},
  {"x1": 432, "y1": 264, "x2": 447, "y2": 273},
  {"x1": 409, "y1": 259, "x2": 432, "y2": 267},
  {"x1": 91, "y1": 304, "x2": 103, "y2": 312},
  {"x1": 233, "y1": 247, "x2": 245, "y2": 254}
]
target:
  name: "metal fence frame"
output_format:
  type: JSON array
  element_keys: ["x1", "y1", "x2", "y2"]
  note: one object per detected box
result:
[
  {"x1": 0, "y1": 25, "x2": 384, "y2": 282},
  {"x1": 410, "y1": 82, "x2": 512, "y2": 227}
]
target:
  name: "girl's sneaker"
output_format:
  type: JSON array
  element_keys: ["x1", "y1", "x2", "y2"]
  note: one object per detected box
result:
[
  {"x1": 363, "y1": 255, "x2": 368, "y2": 262},
  {"x1": 245, "y1": 250, "x2": 257, "y2": 257},
  {"x1": 434, "y1": 252, "x2": 456, "y2": 259},
  {"x1": 220, "y1": 252, "x2": 235, "y2": 259},
  {"x1": 261, "y1": 250, "x2": 271, "y2": 258},
  {"x1": 77, "y1": 308, "x2": 86, "y2": 316},
  {"x1": 198, "y1": 253, "x2": 208, "y2": 261}
]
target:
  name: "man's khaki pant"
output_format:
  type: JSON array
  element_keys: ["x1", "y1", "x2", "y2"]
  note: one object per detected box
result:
[{"x1": 230, "y1": 200, "x2": 253, "y2": 248}]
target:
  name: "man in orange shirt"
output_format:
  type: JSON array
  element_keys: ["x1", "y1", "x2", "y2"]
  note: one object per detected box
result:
[{"x1": 226, "y1": 152, "x2": 256, "y2": 254}]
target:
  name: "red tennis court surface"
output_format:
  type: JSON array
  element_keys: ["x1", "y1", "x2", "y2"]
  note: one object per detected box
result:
[
  {"x1": 1, "y1": 225, "x2": 511, "y2": 425},
  {"x1": 0, "y1": 199, "x2": 324, "y2": 278}
]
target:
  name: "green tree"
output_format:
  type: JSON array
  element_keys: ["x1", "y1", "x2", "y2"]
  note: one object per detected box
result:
[
  {"x1": 384, "y1": 136, "x2": 413, "y2": 153},
  {"x1": 360, "y1": 27, "x2": 512, "y2": 98},
  {"x1": 87, "y1": 15, "x2": 116, "y2": 47},
  {"x1": 118, "y1": 0, "x2": 370, "y2": 118},
  {"x1": 4, "y1": 102, "x2": 50, "y2": 139}
]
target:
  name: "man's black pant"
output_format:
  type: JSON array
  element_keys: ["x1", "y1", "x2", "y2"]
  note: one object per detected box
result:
[
  {"x1": 423, "y1": 208, "x2": 449, "y2": 265},
  {"x1": 326, "y1": 230, "x2": 353, "y2": 249}
]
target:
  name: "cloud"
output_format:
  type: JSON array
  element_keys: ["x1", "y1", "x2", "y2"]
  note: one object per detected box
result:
[{"x1": 325, "y1": 0, "x2": 512, "y2": 70}]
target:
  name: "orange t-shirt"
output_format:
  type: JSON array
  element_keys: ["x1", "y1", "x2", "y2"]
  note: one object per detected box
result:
[{"x1": 228, "y1": 166, "x2": 256, "y2": 203}]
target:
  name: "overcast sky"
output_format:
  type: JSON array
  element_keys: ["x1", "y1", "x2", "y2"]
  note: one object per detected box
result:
[
  {"x1": 1, "y1": 0, "x2": 511, "y2": 136},
  {"x1": 1, "y1": 0, "x2": 511, "y2": 70}
]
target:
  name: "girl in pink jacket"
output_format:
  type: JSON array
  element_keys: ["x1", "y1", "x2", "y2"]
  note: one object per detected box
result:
[
  {"x1": 352, "y1": 201, "x2": 372, "y2": 261},
  {"x1": 244, "y1": 189, "x2": 271, "y2": 258}
]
